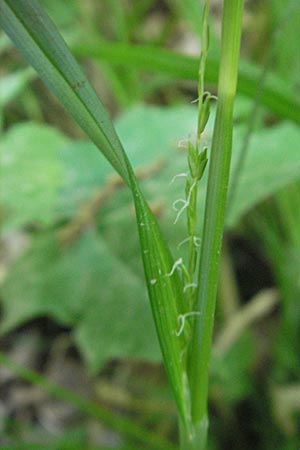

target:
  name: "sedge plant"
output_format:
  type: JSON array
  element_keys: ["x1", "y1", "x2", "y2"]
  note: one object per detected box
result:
[{"x1": 0, "y1": 0, "x2": 244, "y2": 448}]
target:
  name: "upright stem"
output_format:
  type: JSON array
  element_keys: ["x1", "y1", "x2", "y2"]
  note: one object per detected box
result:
[
  {"x1": 196, "y1": 0, "x2": 210, "y2": 146},
  {"x1": 187, "y1": 0, "x2": 244, "y2": 440}
]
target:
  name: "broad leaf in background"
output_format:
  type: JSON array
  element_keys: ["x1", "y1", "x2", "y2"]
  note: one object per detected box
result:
[
  {"x1": 2, "y1": 0, "x2": 300, "y2": 423},
  {"x1": 1, "y1": 1, "x2": 189, "y2": 423},
  {"x1": 1, "y1": 230, "x2": 159, "y2": 372},
  {"x1": 3, "y1": 104, "x2": 300, "y2": 261},
  {"x1": 2, "y1": 105, "x2": 300, "y2": 374},
  {"x1": 1, "y1": 123, "x2": 68, "y2": 231},
  {"x1": 0, "y1": 0, "x2": 129, "y2": 183},
  {"x1": 73, "y1": 40, "x2": 300, "y2": 125},
  {"x1": 269, "y1": 0, "x2": 300, "y2": 88},
  {"x1": 58, "y1": 105, "x2": 300, "y2": 234},
  {"x1": 56, "y1": 104, "x2": 200, "y2": 217},
  {"x1": 0, "y1": 67, "x2": 36, "y2": 109},
  {"x1": 227, "y1": 123, "x2": 300, "y2": 227}
]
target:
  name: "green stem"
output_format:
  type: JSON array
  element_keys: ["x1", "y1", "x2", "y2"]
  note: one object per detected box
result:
[
  {"x1": 184, "y1": 0, "x2": 210, "y2": 312},
  {"x1": 179, "y1": 416, "x2": 209, "y2": 450},
  {"x1": 188, "y1": 0, "x2": 244, "y2": 437},
  {"x1": 196, "y1": 0, "x2": 210, "y2": 145}
]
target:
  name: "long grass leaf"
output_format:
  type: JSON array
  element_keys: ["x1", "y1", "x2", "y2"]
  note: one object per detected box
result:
[
  {"x1": 0, "y1": 352, "x2": 176, "y2": 450},
  {"x1": 1, "y1": 0, "x2": 191, "y2": 428},
  {"x1": 0, "y1": 0, "x2": 129, "y2": 183},
  {"x1": 73, "y1": 40, "x2": 300, "y2": 125},
  {"x1": 126, "y1": 161, "x2": 190, "y2": 425}
]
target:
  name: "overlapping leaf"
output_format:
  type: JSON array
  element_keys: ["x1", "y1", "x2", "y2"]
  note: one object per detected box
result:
[
  {"x1": 0, "y1": 0, "x2": 128, "y2": 182},
  {"x1": 3, "y1": 0, "x2": 300, "y2": 428},
  {"x1": 3, "y1": 106, "x2": 300, "y2": 371},
  {"x1": 0, "y1": 0, "x2": 189, "y2": 425}
]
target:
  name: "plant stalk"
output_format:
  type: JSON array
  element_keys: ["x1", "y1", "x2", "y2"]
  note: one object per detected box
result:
[
  {"x1": 187, "y1": 0, "x2": 244, "y2": 445},
  {"x1": 180, "y1": 415, "x2": 209, "y2": 450}
]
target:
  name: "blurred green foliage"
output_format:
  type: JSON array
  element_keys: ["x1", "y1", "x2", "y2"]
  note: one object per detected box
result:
[{"x1": 1, "y1": 0, "x2": 300, "y2": 449}]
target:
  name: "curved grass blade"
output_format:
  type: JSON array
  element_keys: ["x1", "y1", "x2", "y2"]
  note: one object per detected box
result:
[
  {"x1": 0, "y1": 0, "x2": 129, "y2": 183},
  {"x1": 126, "y1": 160, "x2": 190, "y2": 427},
  {"x1": 0, "y1": 351, "x2": 177, "y2": 450},
  {"x1": 73, "y1": 40, "x2": 300, "y2": 125},
  {"x1": 1, "y1": 0, "x2": 191, "y2": 430}
]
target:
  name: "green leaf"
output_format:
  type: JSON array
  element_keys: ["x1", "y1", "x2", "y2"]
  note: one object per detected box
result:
[
  {"x1": 0, "y1": 351, "x2": 174, "y2": 450},
  {"x1": 73, "y1": 40, "x2": 300, "y2": 125},
  {"x1": 0, "y1": 67, "x2": 36, "y2": 108},
  {"x1": 126, "y1": 162, "x2": 190, "y2": 426},
  {"x1": 1, "y1": 0, "x2": 193, "y2": 417},
  {"x1": 3, "y1": 105, "x2": 300, "y2": 305},
  {"x1": 3, "y1": 0, "x2": 300, "y2": 431},
  {"x1": 1, "y1": 122, "x2": 68, "y2": 231},
  {"x1": 3, "y1": 105, "x2": 300, "y2": 427},
  {"x1": 0, "y1": 0, "x2": 129, "y2": 183},
  {"x1": 227, "y1": 122, "x2": 300, "y2": 227},
  {"x1": 106, "y1": 105, "x2": 300, "y2": 234},
  {"x1": 1, "y1": 0, "x2": 194, "y2": 428},
  {"x1": 56, "y1": 140, "x2": 112, "y2": 216},
  {"x1": 211, "y1": 334, "x2": 254, "y2": 404},
  {"x1": 269, "y1": 0, "x2": 300, "y2": 88},
  {"x1": 74, "y1": 230, "x2": 160, "y2": 371},
  {"x1": 1, "y1": 230, "x2": 159, "y2": 369},
  {"x1": 1, "y1": 213, "x2": 188, "y2": 423}
]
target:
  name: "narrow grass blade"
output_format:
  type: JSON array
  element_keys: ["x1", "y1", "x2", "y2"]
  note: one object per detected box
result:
[
  {"x1": 189, "y1": 0, "x2": 245, "y2": 429},
  {"x1": 0, "y1": 352, "x2": 176, "y2": 450},
  {"x1": 0, "y1": 0, "x2": 129, "y2": 183},
  {"x1": 126, "y1": 161, "x2": 190, "y2": 427},
  {"x1": 74, "y1": 40, "x2": 300, "y2": 125},
  {"x1": 1, "y1": 0, "x2": 191, "y2": 431}
]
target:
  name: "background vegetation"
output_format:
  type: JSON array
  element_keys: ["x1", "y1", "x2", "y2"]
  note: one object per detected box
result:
[{"x1": 1, "y1": 0, "x2": 300, "y2": 448}]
